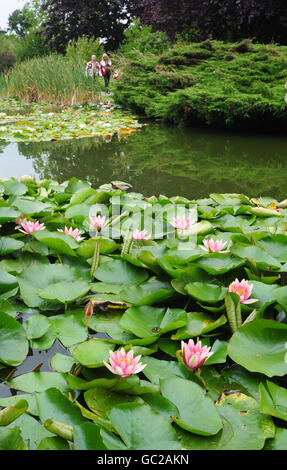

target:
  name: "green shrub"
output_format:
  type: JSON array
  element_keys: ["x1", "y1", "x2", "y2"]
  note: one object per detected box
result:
[
  {"x1": 66, "y1": 36, "x2": 105, "y2": 63},
  {"x1": 0, "y1": 35, "x2": 16, "y2": 73},
  {"x1": 14, "y1": 31, "x2": 49, "y2": 62},
  {"x1": 118, "y1": 19, "x2": 168, "y2": 56},
  {"x1": 113, "y1": 40, "x2": 287, "y2": 128}
]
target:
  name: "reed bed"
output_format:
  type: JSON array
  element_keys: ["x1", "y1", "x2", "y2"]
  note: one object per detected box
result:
[{"x1": 0, "y1": 54, "x2": 103, "y2": 105}]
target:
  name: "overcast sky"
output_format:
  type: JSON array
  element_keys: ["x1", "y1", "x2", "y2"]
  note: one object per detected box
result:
[{"x1": 0, "y1": 0, "x2": 27, "y2": 30}]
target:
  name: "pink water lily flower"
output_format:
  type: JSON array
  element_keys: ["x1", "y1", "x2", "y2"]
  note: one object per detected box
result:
[
  {"x1": 201, "y1": 238, "x2": 228, "y2": 253},
  {"x1": 171, "y1": 216, "x2": 195, "y2": 231},
  {"x1": 18, "y1": 220, "x2": 45, "y2": 234},
  {"x1": 89, "y1": 215, "x2": 106, "y2": 230},
  {"x1": 132, "y1": 229, "x2": 151, "y2": 241},
  {"x1": 57, "y1": 226, "x2": 84, "y2": 242},
  {"x1": 103, "y1": 348, "x2": 147, "y2": 378},
  {"x1": 181, "y1": 339, "x2": 213, "y2": 371},
  {"x1": 229, "y1": 278, "x2": 258, "y2": 304}
]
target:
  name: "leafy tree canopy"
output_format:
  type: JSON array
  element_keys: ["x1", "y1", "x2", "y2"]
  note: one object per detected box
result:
[
  {"x1": 41, "y1": 0, "x2": 135, "y2": 52},
  {"x1": 8, "y1": 8, "x2": 34, "y2": 37},
  {"x1": 133, "y1": 0, "x2": 287, "y2": 44}
]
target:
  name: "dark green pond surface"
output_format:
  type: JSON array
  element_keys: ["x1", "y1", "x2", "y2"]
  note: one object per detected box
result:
[{"x1": 1, "y1": 122, "x2": 287, "y2": 200}]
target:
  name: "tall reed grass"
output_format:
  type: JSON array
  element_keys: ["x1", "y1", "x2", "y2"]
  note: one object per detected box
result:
[{"x1": 0, "y1": 54, "x2": 104, "y2": 105}]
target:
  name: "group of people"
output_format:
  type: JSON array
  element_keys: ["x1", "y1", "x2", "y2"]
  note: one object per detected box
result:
[{"x1": 85, "y1": 53, "x2": 115, "y2": 94}]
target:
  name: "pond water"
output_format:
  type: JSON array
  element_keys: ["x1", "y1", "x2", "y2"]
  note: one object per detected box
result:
[{"x1": 1, "y1": 121, "x2": 287, "y2": 200}]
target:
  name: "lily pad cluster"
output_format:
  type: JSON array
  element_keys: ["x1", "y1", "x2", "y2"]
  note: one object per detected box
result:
[
  {"x1": 0, "y1": 98, "x2": 142, "y2": 142},
  {"x1": 0, "y1": 177, "x2": 287, "y2": 450}
]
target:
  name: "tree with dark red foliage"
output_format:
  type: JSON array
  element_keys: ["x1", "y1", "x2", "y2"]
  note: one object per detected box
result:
[
  {"x1": 41, "y1": 0, "x2": 134, "y2": 52},
  {"x1": 133, "y1": 0, "x2": 287, "y2": 44}
]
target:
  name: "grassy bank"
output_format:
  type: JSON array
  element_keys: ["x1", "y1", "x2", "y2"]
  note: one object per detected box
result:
[
  {"x1": 0, "y1": 55, "x2": 104, "y2": 106},
  {"x1": 113, "y1": 40, "x2": 287, "y2": 128}
]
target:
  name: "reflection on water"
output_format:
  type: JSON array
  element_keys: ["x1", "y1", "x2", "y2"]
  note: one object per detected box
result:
[{"x1": 1, "y1": 123, "x2": 287, "y2": 199}]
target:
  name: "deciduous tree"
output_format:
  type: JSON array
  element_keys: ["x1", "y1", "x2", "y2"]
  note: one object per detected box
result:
[
  {"x1": 41, "y1": 0, "x2": 134, "y2": 52},
  {"x1": 133, "y1": 0, "x2": 287, "y2": 44}
]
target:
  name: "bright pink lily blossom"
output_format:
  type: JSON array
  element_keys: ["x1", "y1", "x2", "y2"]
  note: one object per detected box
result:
[
  {"x1": 201, "y1": 238, "x2": 228, "y2": 253},
  {"x1": 132, "y1": 229, "x2": 151, "y2": 241},
  {"x1": 89, "y1": 215, "x2": 106, "y2": 231},
  {"x1": 57, "y1": 226, "x2": 84, "y2": 242},
  {"x1": 18, "y1": 220, "x2": 45, "y2": 234},
  {"x1": 181, "y1": 339, "x2": 213, "y2": 371},
  {"x1": 229, "y1": 278, "x2": 258, "y2": 304},
  {"x1": 103, "y1": 348, "x2": 147, "y2": 378},
  {"x1": 171, "y1": 216, "x2": 195, "y2": 231}
]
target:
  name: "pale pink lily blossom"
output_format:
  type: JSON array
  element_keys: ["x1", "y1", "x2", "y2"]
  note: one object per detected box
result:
[
  {"x1": 201, "y1": 238, "x2": 229, "y2": 253},
  {"x1": 103, "y1": 348, "x2": 147, "y2": 378},
  {"x1": 171, "y1": 216, "x2": 195, "y2": 231},
  {"x1": 132, "y1": 229, "x2": 151, "y2": 241},
  {"x1": 89, "y1": 215, "x2": 106, "y2": 231},
  {"x1": 228, "y1": 278, "x2": 258, "y2": 304},
  {"x1": 181, "y1": 339, "x2": 213, "y2": 371},
  {"x1": 18, "y1": 220, "x2": 45, "y2": 234},
  {"x1": 57, "y1": 226, "x2": 84, "y2": 242}
]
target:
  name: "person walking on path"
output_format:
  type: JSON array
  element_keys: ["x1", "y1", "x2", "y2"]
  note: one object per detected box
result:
[
  {"x1": 86, "y1": 55, "x2": 100, "y2": 81},
  {"x1": 100, "y1": 53, "x2": 113, "y2": 94}
]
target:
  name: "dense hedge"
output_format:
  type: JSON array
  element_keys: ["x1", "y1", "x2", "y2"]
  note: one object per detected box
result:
[
  {"x1": 134, "y1": 0, "x2": 287, "y2": 45},
  {"x1": 113, "y1": 40, "x2": 287, "y2": 128}
]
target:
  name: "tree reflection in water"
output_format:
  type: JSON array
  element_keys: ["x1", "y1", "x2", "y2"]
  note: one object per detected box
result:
[{"x1": 7, "y1": 123, "x2": 287, "y2": 199}]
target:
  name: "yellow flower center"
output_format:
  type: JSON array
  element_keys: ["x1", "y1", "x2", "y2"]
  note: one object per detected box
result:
[
  {"x1": 233, "y1": 288, "x2": 245, "y2": 295},
  {"x1": 119, "y1": 357, "x2": 132, "y2": 365}
]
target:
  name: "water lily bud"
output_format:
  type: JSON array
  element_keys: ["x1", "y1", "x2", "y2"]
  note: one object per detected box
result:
[{"x1": 84, "y1": 300, "x2": 94, "y2": 322}]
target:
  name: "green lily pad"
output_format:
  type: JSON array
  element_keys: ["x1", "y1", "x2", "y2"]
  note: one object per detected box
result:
[
  {"x1": 32, "y1": 230, "x2": 79, "y2": 256},
  {"x1": 0, "y1": 269, "x2": 18, "y2": 299},
  {"x1": 50, "y1": 353, "x2": 76, "y2": 373},
  {"x1": 73, "y1": 422, "x2": 107, "y2": 450},
  {"x1": 10, "y1": 413, "x2": 54, "y2": 450},
  {"x1": 193, "y1": 254, "x2": 244, "y2": 275},
  {"x1": 160, "y1": 376, "x2": 222, "y2": 436},
  {"x1": 273, "y1": 286, "x2": 287, "y2": 311},
  {"x1": 7, "y1": 372, "x2": 70, "y2": 394},
  {"x1": 18, "y1": 263, "x2": 88, "y2": 309},
  {"x1": 142, "y1": 356, "x2": 191, "y2": 385},
  {"x1": 119, "y1": 279, "x2": 174, "y2": 306},
  {"x1": 178, "y1": 391, "x2": 274, "y2": 450},
  {"x1": 257, "y1": 234, "x2": 287, "y2": 263},
  {"x1": 264, "y1": 427, "x2": 287, "y2": 450},
  {"x1": 24, "y1": 314, "x2": 51, "y2": 340},
  {"x1": 39, "y1": 279, "x2": 90, "y2": 304},
  {"x1": 94, "y1": 259, "x2": 149, "y2": 284},
  {"x1": 77, "y1": 238, "x2": 118, "y2": 257},
  {"x1": 108, "y1": 403, "x2": 181, "y2": 450},
  {"x1": 228, "y1": 319, "x2": 287, "y2": 377},
  {"x1": 0, "y1": 312, "x2": 28, "y2": 366},
  {"x1": 120, "y1": 306, "x2": 187, "y2": 339},
  {"x1": 0, "y1": 237, "x2": 24, "y2": 255},
  {"x1": 84, "y1": 387, "x2": 142, "y2": 416},
  {"x1": 185, "y1": 282, "x2": 227, "y2": 304},
  {"x1": 230, "y1": 244, "x2": 280, "y2": 269},
  {"x1": 259, "y1": 381, "x2": 287, "y2": 422},
  {"x1": 35, "y1": 388, "x2": 86, "y2": 427},
  {"x1": 71, "y1": 339, "x2": 115, "y2": 368},
  {"x1": 0, "y1": 427, "x2": 27, "y2": 450},
  {"x1": 172, "y1": 311, "x2": 227, "y2": 340},
  {"x1": 0, "y1": 206, "x2": 21, "y2": 223}
]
